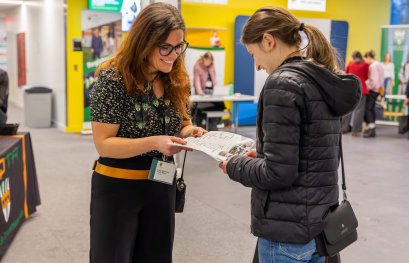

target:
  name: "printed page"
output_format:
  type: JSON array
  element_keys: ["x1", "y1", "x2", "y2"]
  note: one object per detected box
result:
[{"x1": 173, "y1": 131, "x2": 254, "y2": 161}]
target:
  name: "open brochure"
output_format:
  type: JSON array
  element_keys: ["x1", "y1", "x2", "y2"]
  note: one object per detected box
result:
[{"x1": 173, "y1": 131, "x2": 255, "y2": 162}]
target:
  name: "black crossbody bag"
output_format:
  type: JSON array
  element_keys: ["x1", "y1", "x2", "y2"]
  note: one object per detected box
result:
[{"x1": 315, "y1": 134, "x2": 358, "y2": 257}]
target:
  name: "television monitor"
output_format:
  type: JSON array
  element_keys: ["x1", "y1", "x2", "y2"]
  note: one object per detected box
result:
[
  {"x1": 88, "y1": 0, "x2": 141, "y2": 32},
  {"x1": 121, "y1": 0, "x2": 141, "y2": 32}
]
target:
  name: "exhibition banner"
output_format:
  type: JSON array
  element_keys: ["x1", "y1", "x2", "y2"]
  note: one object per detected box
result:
[
  {"x1": 81, "y1": 10, "x2": 122, "y2": 130},
  {"x1": 380, "y1": 25, "x2": 409, "y2": 117}
]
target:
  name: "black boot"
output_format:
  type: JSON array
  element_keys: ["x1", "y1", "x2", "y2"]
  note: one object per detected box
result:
[{"x1": 363, "y1": 128, "x2": 376, "y2": 138}]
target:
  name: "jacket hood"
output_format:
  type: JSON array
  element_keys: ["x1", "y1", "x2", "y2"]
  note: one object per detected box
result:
[{"x1": 279, "y1": 58, "x2": 362, "y2": 117}]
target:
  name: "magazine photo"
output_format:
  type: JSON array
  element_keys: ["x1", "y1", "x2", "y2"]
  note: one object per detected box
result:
[{"x1": 173, "y1": 131, "x2": 255, "y2": 162}]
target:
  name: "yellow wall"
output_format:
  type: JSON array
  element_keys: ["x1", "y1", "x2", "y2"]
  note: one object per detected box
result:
[
  {"x1": 182, "y1": 0, "x2": 391, "y2": 85},
  {"x1": 66, "y1": 0, "x2": 87, "y2": 132},
  {"x1": 66, "y1": 0, "x2": 390, "y2": 132}
]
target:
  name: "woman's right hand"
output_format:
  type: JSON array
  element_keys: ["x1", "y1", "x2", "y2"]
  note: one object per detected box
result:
[{"x1": 153, "y1": 136, "x2": 187, "y2": 156}]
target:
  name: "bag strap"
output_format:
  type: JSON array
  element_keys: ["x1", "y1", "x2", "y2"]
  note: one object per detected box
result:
[
  {"x1": 180, "y1": 150, "x2": 187, "y2": 180},
  {"x1": 339, "y1": 124, "x2": 348, "y2": 201}
]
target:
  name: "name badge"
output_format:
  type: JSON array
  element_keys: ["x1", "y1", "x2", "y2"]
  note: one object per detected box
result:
[{"x1": 149, "y1": 158, "x2": 176, "y2": 185}]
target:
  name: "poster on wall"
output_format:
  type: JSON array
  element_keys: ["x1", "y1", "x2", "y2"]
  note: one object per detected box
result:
[
  {"x1": 380, "y1": 25, "x2": 409, "y2": 121},
  {"x1": 82, "y1": 10, "x2": 122, "y2": 130},
  {"x1": 16, "y1": 33, "x2": 26, "y2": 87},
  {"x1": 184, "y1": 28, "x2": 226, "y2": 94}
]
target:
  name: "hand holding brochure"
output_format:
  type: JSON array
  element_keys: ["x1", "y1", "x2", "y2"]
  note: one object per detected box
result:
[{"x1": 173, "y1": 131, "x2": 255, "y2": 162}]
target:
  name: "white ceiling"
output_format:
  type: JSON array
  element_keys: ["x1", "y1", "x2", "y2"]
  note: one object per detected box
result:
[{"x1": 0, "y1": 0, "x2": 67, "y2": 13}]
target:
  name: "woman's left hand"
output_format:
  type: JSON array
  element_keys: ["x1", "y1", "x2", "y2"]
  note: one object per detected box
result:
[
  {"x1": 191, "y1": 126, "x2": 207, "y2": 137},
  {"x1": 219, "y1": 158, "x2": 231, "y2": 174}
]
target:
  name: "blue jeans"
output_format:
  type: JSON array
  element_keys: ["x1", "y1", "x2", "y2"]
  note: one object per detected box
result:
[{"x1": 258, "y1": 238, "x2": 325, "y2": 263}]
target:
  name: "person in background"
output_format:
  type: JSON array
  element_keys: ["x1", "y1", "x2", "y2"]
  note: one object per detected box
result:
[
  {"x1": 343, "y1": 51, "x2": 369, "y2": 136},
  {"x1": 381, "y1": 52, "x2": 395, "y2": 101},
  {"x1": 106, "y1": 27, "x2": 116, "y2": 54},
  {"x1": 382, "y1": 52, "x2": 395, "y2": 105},
  {"x1": 89, "y1": 3, "x2": 205, "y2": 262},
  {"x1": 219, "y1": 6, "x2": 360, "y2": 263},
  {"x1": 398, "y1": 53, "x2": 409, "y2": 95},
  {"x1": 363, "y1": 50, "x2": 385, "y2": 138},
  {"x1": 193, "y1": 51, "x2": 225, "y2": 130},
  {"x1": 0, "y1": 68, "x2": 9, "y2": 124},
  {"x1": 90, "y1": 27, "x2": 103, "y2": 60},
  {"x1": 194, "y1": 52, "x2": 217, "y2": 96}
]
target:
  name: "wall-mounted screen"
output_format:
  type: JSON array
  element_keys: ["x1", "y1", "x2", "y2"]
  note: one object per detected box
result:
[
  {"x1": 88, "y1": 0, "x2": 141, "y2": 32},
  {"x1": 121, "y1": 0, "x2": 141, "y2": 32}
]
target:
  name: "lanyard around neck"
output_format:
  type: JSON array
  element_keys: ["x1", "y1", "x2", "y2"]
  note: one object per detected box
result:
[{"x1": 134, "y1": 81, "x2": 171, "y2": 135}]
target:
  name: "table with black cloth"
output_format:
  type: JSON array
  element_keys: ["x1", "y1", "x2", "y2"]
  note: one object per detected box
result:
[{"x1": 0, "y1": 132, "x2": 41, "y2": 259}]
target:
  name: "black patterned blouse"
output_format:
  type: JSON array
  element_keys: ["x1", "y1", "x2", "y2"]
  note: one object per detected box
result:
[{"x1": 90, "y1": 68, "x2": 185, "y2": 157}]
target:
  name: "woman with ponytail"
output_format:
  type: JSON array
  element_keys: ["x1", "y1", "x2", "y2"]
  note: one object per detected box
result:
[{"x1": 219, "y1": 6, "x2": 361, "y2": 263}]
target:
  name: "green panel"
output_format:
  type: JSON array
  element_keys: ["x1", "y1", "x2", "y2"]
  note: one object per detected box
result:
[
  {"x1": 88, "y1": 0, "x2": 124, "y2": 12},
  {"x1": 84, "y1": 107, "x2": 91, "y2": 122}
]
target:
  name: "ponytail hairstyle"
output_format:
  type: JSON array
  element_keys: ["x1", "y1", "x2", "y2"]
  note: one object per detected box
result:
[{"x1": 241, "y1": 6, "x2": 339, "y2": 73}]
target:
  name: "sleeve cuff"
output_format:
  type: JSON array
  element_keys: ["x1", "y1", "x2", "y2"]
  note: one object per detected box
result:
[{"x1": 226, "y1": 155, "x2": 242, "y2": 181}]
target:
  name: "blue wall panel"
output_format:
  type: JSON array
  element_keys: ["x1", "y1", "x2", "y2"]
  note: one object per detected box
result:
[
  {"x1": 330, "y1": 20, "x2": 349, "y2": 67},
  {"x1": 234, "y1": 16, "x2": 258, "y2": 125},
  {"x1": 391, "y1": 0, "x2": 409, "y2": 25}
]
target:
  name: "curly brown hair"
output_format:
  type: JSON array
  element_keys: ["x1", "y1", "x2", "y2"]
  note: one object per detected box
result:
[{"x1": 97, "y1": 3, "x2": 191, "y2": 119}]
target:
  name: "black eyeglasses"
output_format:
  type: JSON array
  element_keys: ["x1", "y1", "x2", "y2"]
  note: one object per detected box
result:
[{"x1": 159, "y1": 41, "x2": 189, "y2": 56}]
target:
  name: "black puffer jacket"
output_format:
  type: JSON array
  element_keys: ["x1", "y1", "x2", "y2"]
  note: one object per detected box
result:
[{"x1": 227, "y1": 57, "x2": 361, "y2": 243}]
